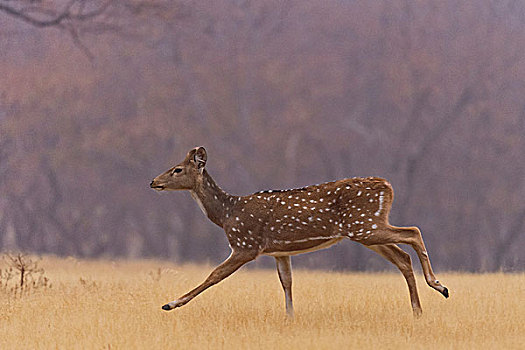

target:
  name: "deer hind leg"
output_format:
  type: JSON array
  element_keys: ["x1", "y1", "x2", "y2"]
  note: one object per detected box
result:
[
  {"x1": 162, "y1": 250, "x2": 256, "y2": 311},
  {"x1": 366, "y1": 244, "x2": 422, "y2": 317},
  {"x1": 364, "y1": 225, "x2": 449, "y2": 298},
  {"x1": 275, "y1": 256, "x2": 294, "y2": 317}
]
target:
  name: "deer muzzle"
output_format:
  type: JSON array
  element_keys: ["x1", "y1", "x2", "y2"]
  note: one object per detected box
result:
[{"x1": 150, "y1": 180, "x2": 165, "y2": 190}]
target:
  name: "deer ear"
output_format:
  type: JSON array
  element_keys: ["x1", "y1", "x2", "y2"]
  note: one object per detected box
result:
[{"x1": 192, "y1": 146, "x2": 207, "y2": 172}]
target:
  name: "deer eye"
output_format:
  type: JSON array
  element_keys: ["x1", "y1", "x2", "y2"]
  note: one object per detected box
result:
[{"x1": 172, "y1": 168, "x2": 183, "y2": 175}]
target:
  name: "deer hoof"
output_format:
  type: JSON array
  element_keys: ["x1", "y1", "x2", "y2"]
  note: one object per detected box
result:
[
  {"x1": 413, "y1": 308, "x2": 423, "y2": 318},
  {"x1": 162, "y1": 304, "x2": 173, "y2": 311},
  {"x1": 441, "y1": 287, "x2": 449, "y2": 298}
]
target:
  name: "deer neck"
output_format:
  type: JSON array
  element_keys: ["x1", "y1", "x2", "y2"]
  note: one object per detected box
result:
[{"x1": 190, "y1": 170, "x2": 235, "y2": 227}]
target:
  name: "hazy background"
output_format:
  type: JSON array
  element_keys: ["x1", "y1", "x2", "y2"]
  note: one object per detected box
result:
[{"x1": 1, "y1": 0, "x2": 524, "y2": 272}]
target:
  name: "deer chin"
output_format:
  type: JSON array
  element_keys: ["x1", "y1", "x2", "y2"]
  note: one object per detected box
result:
[{"x1": 156, "y1": 186, "x2": 187, "y2": 191}]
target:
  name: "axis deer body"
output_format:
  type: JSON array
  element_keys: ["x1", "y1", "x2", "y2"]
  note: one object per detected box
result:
[{"x1": 150, "y1": 147, "x2": 448, "y2": 317}]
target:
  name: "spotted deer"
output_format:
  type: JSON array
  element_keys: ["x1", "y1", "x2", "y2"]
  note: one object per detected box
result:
[{"x1": 150, "y1": 147, "x2": 448, "y2": 317}]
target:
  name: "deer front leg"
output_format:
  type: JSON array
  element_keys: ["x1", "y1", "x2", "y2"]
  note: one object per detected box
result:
[
  {"x1": 162, "y1": 250, "x2": 256, "y2": 311},
  {"x1": 275, "y1": 256, "x2": 294, "y2": 317}
]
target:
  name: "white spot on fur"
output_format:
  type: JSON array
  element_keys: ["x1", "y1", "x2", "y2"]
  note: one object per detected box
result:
[{"x1": 375, "y1": 194, "x2": 384, "y2": 216}]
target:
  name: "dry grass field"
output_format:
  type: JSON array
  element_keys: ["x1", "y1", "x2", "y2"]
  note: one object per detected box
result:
[{"x1": 0, "y1": 256, "x2": 523, "y2": 350}]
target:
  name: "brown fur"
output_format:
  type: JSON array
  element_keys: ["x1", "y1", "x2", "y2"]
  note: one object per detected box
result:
[{"x1": 150, "y1": 147, "x2": 448, "y2": 316}]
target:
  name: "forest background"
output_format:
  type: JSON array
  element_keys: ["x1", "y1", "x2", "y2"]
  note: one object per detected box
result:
[{"x1": 1, "y1": 0, "x2": 524, "y2": 272}]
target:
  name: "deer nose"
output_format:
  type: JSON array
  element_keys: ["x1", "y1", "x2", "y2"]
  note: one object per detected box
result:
[{"x1": 150, "y1": 180, "x2": 155, "y2": 188}]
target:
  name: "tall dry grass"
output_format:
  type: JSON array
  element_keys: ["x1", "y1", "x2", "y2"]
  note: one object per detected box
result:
[{"x1": 0, "y1": 256, "x2": 523, "y2": 349}]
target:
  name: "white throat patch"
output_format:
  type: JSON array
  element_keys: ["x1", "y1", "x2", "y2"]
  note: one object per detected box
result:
[{"x1": 190, "y1": 191, "x2": 208, "y2": 216}]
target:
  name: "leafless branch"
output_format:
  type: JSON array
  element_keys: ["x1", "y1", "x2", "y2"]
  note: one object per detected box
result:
[
  {"x1": 1, "y1": 1, "x2": 172, "y2": 59},
  {"x1": 1, "y1": 0, "x2": 80, "y2": 28},
  {"x1": 1, "y1": 0, "x2": 119, "y2": 59}
]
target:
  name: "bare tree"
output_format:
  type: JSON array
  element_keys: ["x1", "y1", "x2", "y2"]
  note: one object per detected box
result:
[
  {"x1": 1, "y1": 0, "x2": 110, "y2": 57},
  {"x1": 0, "y1": 0, "x2": 109, "y2": 28},
  {"x1": 0, "y1": 0, "x2": 169, "y2": 58}
]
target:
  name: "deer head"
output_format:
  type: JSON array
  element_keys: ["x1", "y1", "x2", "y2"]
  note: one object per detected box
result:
[{"x1": 150, "y1": 146, "x2": 207, "y2": 191}]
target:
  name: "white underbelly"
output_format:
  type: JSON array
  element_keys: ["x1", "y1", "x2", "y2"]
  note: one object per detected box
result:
[{"x1": 264, "y1": 237, "x2": 343, "y2": 257}]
